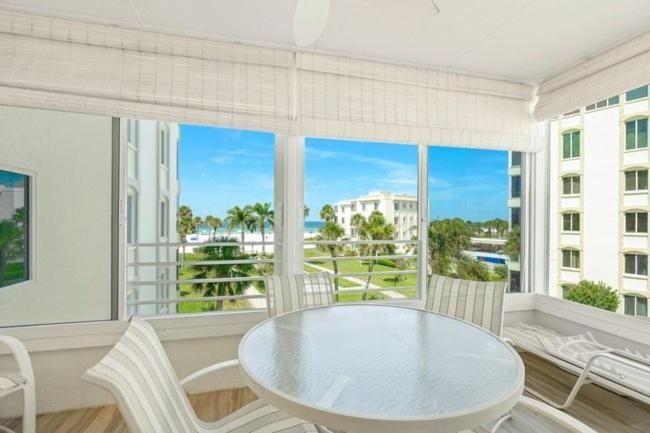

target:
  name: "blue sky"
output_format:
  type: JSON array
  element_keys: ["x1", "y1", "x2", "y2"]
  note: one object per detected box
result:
[{"x1": 179, "y1": 125, "x2": 508, "y2": 222}]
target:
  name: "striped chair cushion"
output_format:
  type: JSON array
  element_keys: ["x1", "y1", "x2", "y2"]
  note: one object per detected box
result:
[
  {"x1": 264, "y1": 272, "x2": 336, "y2": 317},
  {"x1": 425, "y1": 273, "x2": 507, "y2": 336},
  {"x1": 295, "y1": 272, "x2": 336, "y2": 309},
  {"x1": 83, "y1": 318, "x2": 317, "y2": 433}
]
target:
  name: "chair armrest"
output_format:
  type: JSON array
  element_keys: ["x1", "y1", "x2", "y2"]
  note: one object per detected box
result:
[
  {"x1": 502, "y1": 337, "x2": 515, "y2": 347},
  {"x1": 179, "y1": 359, "x2": 240, "y2": 389},
  {"x1": 0, "y1": 336, "x2": 34, "y2": 383}
]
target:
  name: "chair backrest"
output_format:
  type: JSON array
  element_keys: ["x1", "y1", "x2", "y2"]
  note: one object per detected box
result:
[
  {"x1": 424, "y1": 273, "x2": 507, "y2": 336},
  {"x1": 264, "y1": 272, "x2": 335, "y2": 317},
  {"x1": 295, "y1": 272, "x2": 336, "y2": 308},
  {"x1": 82, "y1": 318, "x2": 200, "y2": 433}
]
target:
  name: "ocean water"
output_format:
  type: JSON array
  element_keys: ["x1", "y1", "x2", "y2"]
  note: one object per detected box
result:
[{"x1": 196, "y1": 220, "x2": 324, "y2": 234}]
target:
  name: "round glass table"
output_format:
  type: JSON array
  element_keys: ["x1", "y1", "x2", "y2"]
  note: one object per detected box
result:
[{"x1": 238, "y1": 305, "x2": 524, "y2": 433}]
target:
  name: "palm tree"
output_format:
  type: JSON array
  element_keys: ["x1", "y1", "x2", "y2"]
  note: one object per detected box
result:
[
  {"x1": 193, "y1": 216, "x2": 203, "y2": 240},
  {"x1": 319, "y1": 204, "x2": 335, "y2": 222},
  {"x1": 190, "y1": 236, "x2": 253, "y2": 311},
  {"x1": 177, "y1": 205, "x2": 194, "y2": 259},
  {"x1": 354, "y1": 211, "x2": 396, "y2": 300},
  {"x1": 304, "y1": 205, "x2": 310, "y2": 219},
  {"x1": 252, "y1": 202, "x2": 274, "y2": 255},
  {"x1": 316, "y1": 221, "x2": 345, "y2": 298},
  {"x1": 225, "y1": 205, "x2": 254, "y2": 248},
  {"x1": 205, "y1": 215, "x2": 223, "y2": 240},
  {"x1": 428, "y1": 218, "x2": 472, "y2": 276}
]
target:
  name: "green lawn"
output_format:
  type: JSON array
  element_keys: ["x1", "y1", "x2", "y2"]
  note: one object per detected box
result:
[{"x1": 1, "y1": 262, "x2": 27, "y2": 287}]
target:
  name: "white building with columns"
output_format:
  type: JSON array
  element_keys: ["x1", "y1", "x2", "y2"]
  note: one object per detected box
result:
[{"x1": 334, "y1": 191, "x2": 417, "y2": 241}]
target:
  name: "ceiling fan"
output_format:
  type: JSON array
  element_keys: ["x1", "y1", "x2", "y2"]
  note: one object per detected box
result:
[{"x1": 293, "y1": 0, "x2": 441, "y2": 47}]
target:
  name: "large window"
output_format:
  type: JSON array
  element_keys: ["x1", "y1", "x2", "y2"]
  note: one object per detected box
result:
[
  {"x1": 429, "y1": 147, "x2": 521, "y2": 292},
  {"x1": 304, "y1": 138, "x2": 418, "y2": 302},
  {"x1": 624, "y1": 295, "x2": 648, "y2": 317},
  {"x1": 562, "y1": 175, "x2": 580, "y2": 195},
  {"x1": 625, "y1": 169, "x2": 648, "y2": 191},
  {"x1": 562, "y1": 130, "x2": 581, "y2": 159},
  {"x1": 0, "y1": 170, "x2": 29, "y2": 288},
  {"x1": 125, "y1": 122, "x2": 275, "y2": 316},
  {"x1": 625, "y1": 211, "x2": 648, "y2": 234},
  {"x1": 625, "y1": 118, "x2": 648, "y2": 151},
  {"x1": 624, "y1": 253, "x2": 648, "y2": 276},
  {"x1": 562, "y1": 249, "x2": 580, "y2": 269}
]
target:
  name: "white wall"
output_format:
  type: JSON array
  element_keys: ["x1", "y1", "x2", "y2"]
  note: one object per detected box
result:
[
  {"x1": 0, "y1": 106, "x2": 112, "y2": 327},
  {"x1": 582, "y1": 107, "x2": 620, "y2": 289},
  {"x1": 548, "y1": 120, "x2": 560, "y2": 297}
]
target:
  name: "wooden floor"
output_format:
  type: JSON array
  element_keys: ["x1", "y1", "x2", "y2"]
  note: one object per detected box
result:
[{"x1": 2, "y1": 352, "x2": 650, "y2": 433}]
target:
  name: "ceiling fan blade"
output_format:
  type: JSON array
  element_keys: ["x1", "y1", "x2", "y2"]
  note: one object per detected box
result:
[
  {"x1": 365, "y1": 0, "x2": 440, "y2": 26},
  {"x1": 293, "y1": 0, "x2": 331, "y2": 47}
]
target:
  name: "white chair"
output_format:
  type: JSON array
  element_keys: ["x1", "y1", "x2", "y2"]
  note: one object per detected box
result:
[
  {"x1": 504, "y1": 322, "x2": 650, "y2": 409},
  {"x1": 425, "y1": 274, "x2": 596, "y2": 433},
  {"x1": 82, "y1": 317, "x2": 317, "y2": 433},
  {"x1": 0, "y1": 336, "x2": 35, "y2": 433},
  {"x1": 264, "y1": 272, "x2": 335, "y2": 317}
]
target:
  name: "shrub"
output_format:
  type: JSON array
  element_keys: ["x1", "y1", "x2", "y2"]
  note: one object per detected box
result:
[{"x1": 565, "y1": 280, "x2": 619, "y2": 312}]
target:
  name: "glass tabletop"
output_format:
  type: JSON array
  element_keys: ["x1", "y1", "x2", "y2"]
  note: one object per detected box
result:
[{"x1": 239, "y1": 304, "x2": 524, "y2": 420}]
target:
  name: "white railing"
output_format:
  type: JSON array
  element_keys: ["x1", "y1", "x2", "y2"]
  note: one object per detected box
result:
[{"x1": 126, "y1": 238, "x2": 420, "y2": 315}]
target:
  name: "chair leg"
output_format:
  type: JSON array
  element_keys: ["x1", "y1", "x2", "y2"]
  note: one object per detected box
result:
[
  {"x1": 490, "y1": 412, "x2": 512, "y2": 433},
  {"x1": 22, "y1": 383, "x2": 36, "y2": 433},
  {"x1": 525, "y1": 372, "x2": 591, "y2": 410}
]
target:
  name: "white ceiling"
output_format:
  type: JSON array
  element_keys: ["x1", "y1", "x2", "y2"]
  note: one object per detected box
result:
[{"x1": 2, "y1": 0, "x2": 650, "y2": 83}]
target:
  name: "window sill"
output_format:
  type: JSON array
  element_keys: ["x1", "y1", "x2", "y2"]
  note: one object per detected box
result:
[
  {"x1": 624, "y1": 190, "x2": 649, "y2": 195},
  {"x1": 624, "y1": 232, "x2": 649, "y2": 237},
  {"x1": 560, "y1": 231, "x2": 580, "y2": 234},
  {"x1": 623, "y1": 274, "x2": 648, "y2": 280},
  {"x1": 561, "y1": 194, "x2": 580, "y2": 198},
  {"x1": 624, "y1": 148, "x2": 649, "y2": 153},
  {"x1": 561, "y1": 157, "x2": 581, "y2": 162},
  {"x1": 560, "y1": 267, "x2": 580, "y2": 272}
]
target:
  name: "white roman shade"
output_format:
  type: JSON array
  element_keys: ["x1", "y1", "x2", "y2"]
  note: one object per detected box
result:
[
  {"x1": 535, "y1": 30, "x2": 650, "y2": 120},
  {"x1": 0, "y1": 9, "x2": 542, "y2": 152}
]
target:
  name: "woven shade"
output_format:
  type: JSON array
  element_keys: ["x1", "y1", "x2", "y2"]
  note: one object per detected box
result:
[
  {"x1": 535, "y1": 30, "x2": 650, "y2": 120},
  {"x1": 0, "y1": 9, "x2": 542, "y2": 152}
]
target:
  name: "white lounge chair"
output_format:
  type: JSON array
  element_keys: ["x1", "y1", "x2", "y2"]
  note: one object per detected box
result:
[
  {"x1": 264, "y1": 272, "x2": 335, "y2": 317},
  {"x1": 0, "y1": 336, "x2": 35, "y2": 433},
  {"x1": 504, "y1": 322, "x2": 650, "y2": 409},
  {"x1": 82, "y1": 317, "x2": 317, "y2": 433},
  {"x1": 425, "y1": 274, "x2": 597, "y2": 433}
]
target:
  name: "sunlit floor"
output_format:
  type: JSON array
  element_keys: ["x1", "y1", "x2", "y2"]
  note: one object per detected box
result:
[{"x1": 2, "y1": 353, "x2": 650, "y2": 433}]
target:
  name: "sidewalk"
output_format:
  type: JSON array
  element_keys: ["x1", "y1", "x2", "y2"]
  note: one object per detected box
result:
[{"x1": 305, "y1": 263, "x2": 406, "y2": 299}]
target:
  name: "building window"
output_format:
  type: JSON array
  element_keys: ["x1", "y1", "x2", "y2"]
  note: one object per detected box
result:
[
  {"x1": 373, "y1": 202, "x2": 378, "y2": 211},
  {"x1": 127, "y1": 119, "x2": 139, "y2": 148},
  {"x1": 624, "y1": 295, "x2": 648, "y2": 317},
  {"x1": 511, "y1": 175, "x2": 521, "y2": 198},
  {"x1": 625, "y1": 211, "x2": 648, "y2": 234},
  {"x1": 351, "y1": 204, "x2": 356, "y2": 212},
  {"x1": 511, "y1": 207, "x2": 521, "y2": 227},
  {"x1": 562, "y1": 130, "x2": 581, "y2": 159},
  {"x1": 625, "y1": 169, "x2": 648, "y2": 191},
  {"x1": 394, "y1": 202, "x2": 399, "y2": 211},
  {"x1": 159, "y1": 129, "x2": 168, "y2": 167},
  {"x1": 561, "y1": 249, "x2": 580, "y2": 269},
  {"x1": 362, "y1": 204, "x2": 366, "y2": 211},
  {"x1": 562, "y1": 213, "x2": 580, "y2": 232},
  {"x1": 394, "y1": 217, "x2": 399, "y2": 224},
  {"x1": 126, "y1": 190, "x2": 138, "y2": 244},
  {"x1": 585, "y1": 96, "x2": 619, "y2": 111},
  {"x1": 561, "y1": 284, "x2": 573, "y2": 299},
  {"x1": 562, "y1": 175, "x2": 580, "y2": 195},
  {"x1": 626, "y1": 86, "x2": 649, "y2": 102},
  {"x1": 625, "y1": 118, "x2": 648, "y2": 151},
  {"x1": 160, "y1": 198, "x2": 169, "y2": 238},
  {"x1": 341, "y1": 217, "x2": 345, "y2": 224},
  {"x1": 609, "y1": 96, "x2": 621, "y2": 105},
  {"x1": 0, "y1": 170, "x2": 29, "y2": 288},
  {"x1": 511, "y1": 152, "x2": 522, "y2": 167},
  {"x1": 625, "y1": 253, "x2": 648, "y2": 276}
]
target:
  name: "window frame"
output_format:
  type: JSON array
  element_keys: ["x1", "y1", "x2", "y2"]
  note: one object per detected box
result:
[
  {"x1": 624, "y1": 294, "x2": 648, "y2": 317},
  {"x1": 625, "y1": 117, "x2": 648, "y2": 151},
  {"x1": 625, "y1": 211, "x2": 648, "y2": 234},
  {"x1": 561, "y1": 212, "x2": 580, "y2": 233},
  {"x1": 625, "y1": 169, "x2": 649, "y2": 192},
  {"x1": 561, "y1": 249, "x2": 580, "y2": 270},
  {"x1": 561, "y1": 130, "x2": 581, "y2": 160},
  {"x1": 561, "y1": 175, "x2": 581, "y2": 196},
  {"x1": 624, "y1": 252, "x2": 648, "y2": 277}
]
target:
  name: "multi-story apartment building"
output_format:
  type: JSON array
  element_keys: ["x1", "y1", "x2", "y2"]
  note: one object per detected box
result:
[
  {"x1": 548, "y1": 85, "x2": 650, "y2": 317},
  {"x1": 334, "y1": 191, "x2": 417, "y2": 241},
  {"x1": 508, "y1": 151, "x2": 522, "y2": 292},
  {"x1": 125, "y1": 119, "x2": 180, "y2": 316}
]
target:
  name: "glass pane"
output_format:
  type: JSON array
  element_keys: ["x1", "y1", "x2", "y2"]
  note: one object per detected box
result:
[
  {"x1": 626, "y1": 121, "x2": 637, "y2": 150},
  {"x1": 625, "y1": 254, "x2": 636, "y2": 274},
  {"x1": 626, "y1": 86, "x2": 649, "y2": 102},
  {"x1": 626, "y1": 213, "x2": 637, "y2": 233},
  {"x1": 625, "y1": 296, "x2": 636, "y2": 315},
  {"x1": 562, "y1": 250, "x2": 570, "y2": 268},
  {"x1": 511, "y1": 152, "x2": 521, "y2": 167},
  {"x1": 608, "y1": 96, "x2": 620, "y2": 105},
  {"x1": 573, "y1": 213, "x2": 580, "y2": 231},
  {"x1": 572, "y1": 251, "x2": 580, "y2": 268},
  {"x1": 626, "y1": 171, "x2": 637, "y2": 191},
  {"x1": 562, "y1": 133, "x2": 571, "y2": 159},
  {"x1": 585, "y1": 104, "x2": 596, "y2": 111},
  {"x1": 637, "y1": 213, "x2": 644, "y2": 232},
  {"x1": 563, "y1": 214, "x2": 571, "y2": 231},
  {"x1": 639, "y1": 170, "x2": 648, "y2": 190},
  {"x1": 572, "y1": 176, "x2": 580, "y2": 194},
  {"x1": 596, "y1": 100, "x2": 607, "y2": 108},
  {"x1": 0, "y1": 170, "x2": 29, "y2": 288},
  {"x1": 562, "y1": 177, "x2": 571, "y2": 195},
  {"x1": 639, "y1": 255, "x2": 648, "y2": 276},
  {"x1": 638, "y1": 297, "x2": 648, "y2": 317},
  {"x1": 571, "y1": 131, "x2": 580, "y2": 157},
  {"x1": 638, "y1": 118, "x2": 648, "y2": 149},
  {"x1": 428, "y1": 147, "x2": 517, "y2": 292}
]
